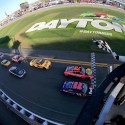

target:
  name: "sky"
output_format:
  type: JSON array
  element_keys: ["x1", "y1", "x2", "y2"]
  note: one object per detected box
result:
[{"x1": 0, "y1": 0, "x2": 38, "y2": 21}]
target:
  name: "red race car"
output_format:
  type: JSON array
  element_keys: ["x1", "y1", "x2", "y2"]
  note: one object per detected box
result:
[
  {"x1": 64, "y1": 66, "x2": 94, "y2": 80},
  {"x1": 12, "y1": 55, "x2": 25, "y2": 63}
]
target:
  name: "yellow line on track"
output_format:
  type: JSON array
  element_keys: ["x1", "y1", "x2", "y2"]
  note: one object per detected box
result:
[{"x1": 0, "y1": 52, "x2": 120, "y2": 68}]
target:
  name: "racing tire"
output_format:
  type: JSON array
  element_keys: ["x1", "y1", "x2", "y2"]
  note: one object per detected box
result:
[{"x1": 65, "y1": 74, "x2": 68, "y2": 76}]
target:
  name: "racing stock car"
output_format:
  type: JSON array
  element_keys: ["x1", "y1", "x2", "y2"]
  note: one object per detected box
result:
[
  {"x1": 9, "y1": 66, "x2": 26, "y2": 78},
  {"x1": 60, "y1": 81, "x2": 94, "y2": 97},
  {"x1": 30, "y1": 58, "x2": 51, "y2": 69},
  {"x1": 64, "y1": 66, "x2": 94, "y2": 80},
  {"x1": 1, "y1": 59, "x2": 11, "y2": 67},
  {"x1": 12, "y1": 55, "x2": 25, "y2": 63}
]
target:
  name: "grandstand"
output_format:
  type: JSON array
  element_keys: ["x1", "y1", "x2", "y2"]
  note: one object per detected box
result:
[
  {"x1": 106, "y1": 0, "x2": 125, "y2": 9},
  {"x1": 0, "y1": 0, "x2": 125, "y2": 28}
]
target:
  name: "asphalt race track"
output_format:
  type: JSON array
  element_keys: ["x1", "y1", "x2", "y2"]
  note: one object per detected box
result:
[
  {"x1": 0, "y1": 3, "x2": 124, "y2": 125},
  {"x1": 0, "y1": 50, "x2": 117, "y2": 125}
]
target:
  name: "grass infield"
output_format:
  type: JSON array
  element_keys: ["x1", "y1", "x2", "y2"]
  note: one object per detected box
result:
[{"x1": 0, "y1": 6, "x2": 125, "y2": 54}]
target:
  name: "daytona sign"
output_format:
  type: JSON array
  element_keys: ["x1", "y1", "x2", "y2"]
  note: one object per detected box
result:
[{"x1": 26, "y1": 19, "x2": 125, "y2": 33}]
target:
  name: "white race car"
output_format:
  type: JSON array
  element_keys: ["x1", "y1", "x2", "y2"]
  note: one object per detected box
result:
[{"x1": 9, "y1": 66, "x2": 26, "y2": 78}]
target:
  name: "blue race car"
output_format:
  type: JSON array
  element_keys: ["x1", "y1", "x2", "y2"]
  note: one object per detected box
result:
[{"x1": 60, "y1": 81, "x2": 89, "y2": 97}]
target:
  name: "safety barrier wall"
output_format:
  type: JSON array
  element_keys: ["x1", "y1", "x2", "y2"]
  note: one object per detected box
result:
[
  {"x1": 0, "y1": 89, "x2": 64, "y2": 125},
  {"x1": 76, "y1": 63, "x2": 125, "y2": 125}
]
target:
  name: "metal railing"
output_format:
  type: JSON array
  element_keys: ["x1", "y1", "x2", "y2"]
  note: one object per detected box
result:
[{"x1": 0, "y1": 89, "x2": 64, "y2": 125}]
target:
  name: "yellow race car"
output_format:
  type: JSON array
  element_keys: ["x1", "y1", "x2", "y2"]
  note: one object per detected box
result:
[
  {"x1": 1, "y1": 59, "x2": 11, "y2": 67},
  {"x1": 30, "y1": 58, "x2": 51, "y2": 69}
]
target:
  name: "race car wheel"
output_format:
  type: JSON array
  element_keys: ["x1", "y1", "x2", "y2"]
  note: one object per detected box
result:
[
  {"x1": 43, "y1": 67, "x2": 47, "y2": 70},
  {"x1": 77, "y1": 93, "x2": 82, "y2": 96},
  {"x1": 30, "y1": 64, "x2": 33, "y2": 66},
  {"x1": 65, "y1": 74, "x2": 68, "y2": 76}
]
